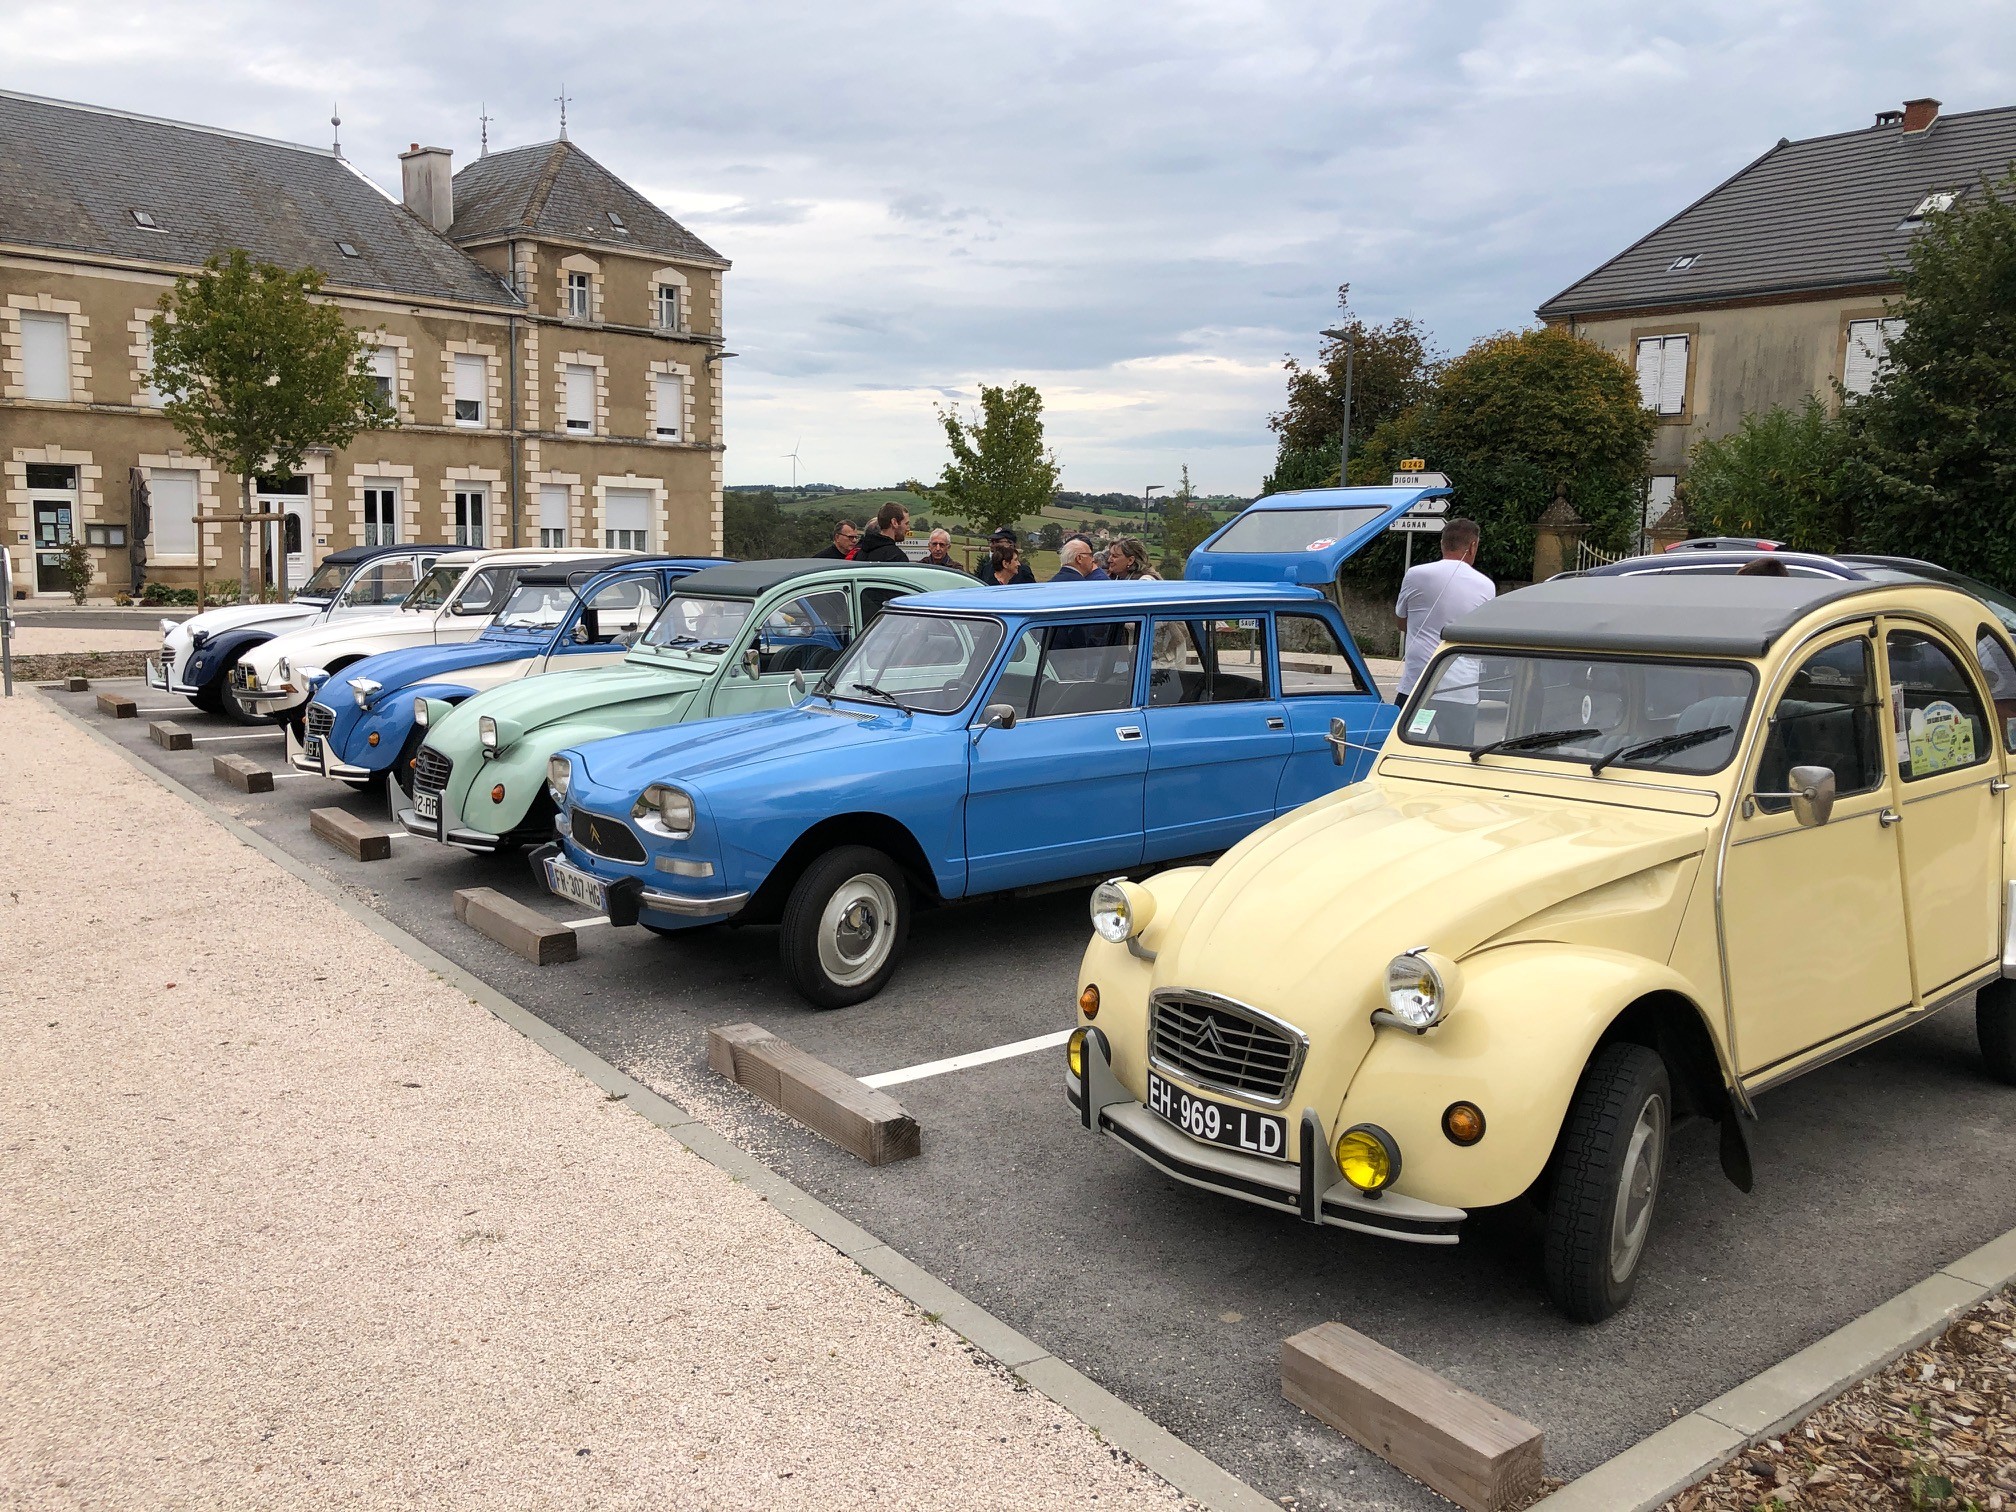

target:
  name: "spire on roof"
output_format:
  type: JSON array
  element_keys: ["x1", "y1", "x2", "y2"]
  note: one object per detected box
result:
[
  {"x1": 479, "y1": 102, "x2": 492, "y2": 157},
  {"x1": 330, "y1": 103, "x2": 341, "y2": 156},
  {"x1": 555, "y1": 84, "x2": 571, "y2": 142}
]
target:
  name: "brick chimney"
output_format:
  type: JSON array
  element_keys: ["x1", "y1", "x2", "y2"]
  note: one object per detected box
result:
[
  {"x1": 399, "y1": 144, "x2": 454, "y2": 233},
  {"x1": 1901, "y1": 98, "x2": 1942, "y2": 134}
]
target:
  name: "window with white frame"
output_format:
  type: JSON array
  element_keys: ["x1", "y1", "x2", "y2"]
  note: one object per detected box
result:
[
  {"x1": 149, "y1": 470, "x2": 198, "y2": 558},
  {"x1": 452, "y1": 488, "x2": 487, "y2": 547},
  {"x1": 538, "y1": 484, "x2": 569, "y2": 547},
  {"x1": 21, "y1": 311, "x2": 72, "y2": 401},
  {"x1": 567, "y1": 271, "x2": 592, "y2": 319},
  {"x1": 1634, "y1": 335, "x2": 1690, "y2": 416},
  {"x1": 604, "y1": 488, "x2": 651, "y2": 551},
  {"x1": 137, "y1": 330, "x2": 163, "y2": 407},
  {"x1": 565, "y1": 364, "x2": 595, "y2": 433},
  {"x1": 362, "y1": 484, "x2": 400, "y2": 546},
  {"x1": 1844, "y1": 317, "x2": 1905, "y2": 396},
  {"x1": 368, "y1": 347, "x2": 396, "y2": 407},
  {"x1": 655, "y1": 283, "x2": 680, "y2": 331},
  {"x1": 454, "y1": 353, "x2": 486, "y2": 425},
  {"x1": 1644, "y1": 475, "x2": 1678, "y2": 535},
  {"x1": 654, "y1": 374, "x2": 684, "y2": 440}
]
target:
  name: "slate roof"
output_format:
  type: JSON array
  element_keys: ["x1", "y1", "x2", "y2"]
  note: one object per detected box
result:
[
  {"x1": 1538, "y1": 104, "x2": 2016, "y2": 319},
  {"x1": 449, "y1": 140, "x2": 727, "y2": 267},
  {"x1": 0, "y1": 90, "x2": 518, "y2": 308}
]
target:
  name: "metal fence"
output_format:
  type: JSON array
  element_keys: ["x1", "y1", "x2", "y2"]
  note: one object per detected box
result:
[{"x1": 1573, "y1": 539, "x2": 1626, "y2": 572}]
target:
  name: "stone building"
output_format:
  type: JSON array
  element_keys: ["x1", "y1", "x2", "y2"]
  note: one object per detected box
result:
[
  {"x1": 0, "y1": 89, "x2": 728, "y2": 598},
  {"x1": 1538, "y1": 97, "x2": 2016, "y2": 533}
]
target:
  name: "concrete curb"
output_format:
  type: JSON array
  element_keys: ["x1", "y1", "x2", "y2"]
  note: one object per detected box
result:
[
  {"x1": 48, "y1": 691, "x2": 1279, "y2": 1512},
  {"x1": 1532, "y1": 1227, "x2": 2016, "y2": 1512}
]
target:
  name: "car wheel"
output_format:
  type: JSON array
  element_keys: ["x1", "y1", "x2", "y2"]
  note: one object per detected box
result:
[
  {"x1": 209, "y1": 657, "x2": 266, "y2": 724},
  {"x1": 779, "y1": 845, "x2": 909, "y2": 1009},
  {"x1": 1977, "y1": 978, "x2": 2016, "y2": 1085},
  {"x1": 1542, "y1": 1042, "x2": 1670, "y2": 1324},
  {"x1": 391, "y1": 728, "x2": 427, "y2": 800}
]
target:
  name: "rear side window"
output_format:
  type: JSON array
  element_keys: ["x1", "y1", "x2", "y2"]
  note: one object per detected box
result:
[
  {"x1": 1974, "y1": 626, "x2": 2016, "y2": 752},
  {"x1": 1887, "y1": 629, "x2": 1988, "y2": 781},
  {"x1": 1276, "y1": 613, "x2": 1367, "y2": 696},
  {"x1": 861, "y1": 586, "x2": 904, "y2": 626},
  {"x1": 991, "y1": 622, "x2": 1140, "y2": 719},
  {"x1": 1149, "y1": 617, "x2": 1267, "y2": 706}
]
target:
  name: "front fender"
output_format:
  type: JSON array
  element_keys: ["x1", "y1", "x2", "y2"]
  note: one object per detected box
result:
[
  {"x1": 184, "y1": 627, "x2": 271, "y2": 688},
  {"x1": 1334, "y1": 944, "x2": 1712, "y2": 1210}
]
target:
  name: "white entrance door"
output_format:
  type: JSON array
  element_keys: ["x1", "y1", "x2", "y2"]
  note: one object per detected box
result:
[{"x1": 258, "y1": 481, "x2": 311, "y2": 595}]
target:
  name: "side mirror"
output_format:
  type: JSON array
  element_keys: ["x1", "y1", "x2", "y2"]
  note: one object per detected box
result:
[
  {"x1": 1755, "y1": 763, "x2": 1837, "y2": 827},
  {"x1": 742, "y1": 646, "x2": 762, "y2": 679},
  {"x1": 570, "y1": 623, "x2": 591, "y2": 645},
  {"x1": 982, "y1": 703, "x2": 1017, "y2": 731}
]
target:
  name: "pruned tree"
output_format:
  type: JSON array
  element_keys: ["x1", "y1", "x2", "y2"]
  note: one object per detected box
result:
[
  {"x1": 149, "y1": 250, "x2": 394, "y2": 600},
  {"x1": 934, "y1": 382, "x2": 1061, "y2": 535}
]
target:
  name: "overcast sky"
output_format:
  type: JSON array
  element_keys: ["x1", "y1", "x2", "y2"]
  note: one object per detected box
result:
[{"x1": 15, "y1": 1, "x2": 2016, "y2": 494}]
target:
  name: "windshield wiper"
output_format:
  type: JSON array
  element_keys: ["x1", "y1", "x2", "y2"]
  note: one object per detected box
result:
[
  {"x1": 847, "y1": 681, "x2": 914, "y2": 714},
  {"x1": 1468, "y1": 727, "x2": 1600, "y2": 763},
  {"x1": 1590, "y1": 724, "x2": 1733, "y2": 776}
]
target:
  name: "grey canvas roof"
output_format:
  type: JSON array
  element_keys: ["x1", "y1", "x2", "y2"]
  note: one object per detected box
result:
[
  {"x1": 1444, "y1": 576, "x2": 1895, "y2": 658},
  {"x1": 1538, "y1": 104, "x2": 2016, "y2": 319},
  {"x1": 449, "y1": 140, "x2": 726, "y2": 267},
  {"x1": 322, "y1": 541, "x2": 455, "y2": 566},
  {"x1": 0, "y1": 91, "x2": 517, "y2": 308}
]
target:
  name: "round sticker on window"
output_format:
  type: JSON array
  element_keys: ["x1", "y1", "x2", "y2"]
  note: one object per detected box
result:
[
  {"x1": 1908, "y1": 700, "x2": 1976, "y2": 775},
  {"x1": 1306, "y1": 538, "x2": 1336, "y2": 551}
]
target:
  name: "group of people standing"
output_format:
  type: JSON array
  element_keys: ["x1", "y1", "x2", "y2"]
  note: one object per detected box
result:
[{"x1": 814, "y1": 502, "x2": 1162, "y2": 586}]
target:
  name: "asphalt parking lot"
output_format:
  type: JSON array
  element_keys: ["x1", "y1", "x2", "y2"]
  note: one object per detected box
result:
[{"x1": 62, "y1": 680, "x2": 2016, "y2": 1511}]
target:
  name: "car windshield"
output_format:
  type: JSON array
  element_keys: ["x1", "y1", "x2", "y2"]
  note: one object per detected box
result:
[
  {"x1": 1402, "y1": 649, "x2": 1756, "y2": 775},
  {"x1": 297, "y1": 560, "x2": 348, "y2": 599},
  {"x1": 1206, "y1": 506, "x2": 1386, "y2": 553},
  {"x1": 816, "y1": 612, "x2": 1006, "y2": 714},
  {"x1": 641, "y1": 593, "x2": 755, "y2": 656},
  {"x1": 403, "y1": 563, "x2": 465, "y2": 612},
  {"x1": 494, "y1": 582, "x2": 575, "y2": 631}
]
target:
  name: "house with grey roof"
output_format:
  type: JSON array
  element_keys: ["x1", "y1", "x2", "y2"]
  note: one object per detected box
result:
[
  {"x1": 1538, "y1": 97, "x2": 2016, "y2": 530},
  {"x1": 0, "y1": 89, "x2": 729, "y2": 597}
]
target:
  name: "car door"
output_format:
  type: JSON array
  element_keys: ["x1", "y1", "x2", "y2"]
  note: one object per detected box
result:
[
  {"x1": 1273, "y1": 608, "x2": 1394, "y2": 803},
  {"x1": 1141, "y1": 614, "x2": 1291, "y2": 858},
  {"x1": 538, "y1": 572, "x2": 667, "y2": 673},
  {"x1": 707, "y1": 586, "x2": 854, "y2": 717},
  {"x1": 1722, "y1": 627, "x2": 1914, "y2": 1076},
  {"x1": 965, "y1": 619, "x2": 1146, "y2": 893},
  {"x1": 1882, "y1": 621, "x2": 2005, "y2": 999}
]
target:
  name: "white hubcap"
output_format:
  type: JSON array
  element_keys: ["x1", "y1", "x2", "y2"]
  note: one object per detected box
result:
[
  {"x1": 816, "y1": 873, "x2": 898, "y2": 988},
  {"x1": 1609, "y1": 1093, "x2": 1667, "y2": 1285}
]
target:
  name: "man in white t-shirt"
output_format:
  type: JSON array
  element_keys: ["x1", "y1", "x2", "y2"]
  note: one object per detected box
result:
[{"x1": 1394, "y1": 517, "x2": 1495, "y2": 742}]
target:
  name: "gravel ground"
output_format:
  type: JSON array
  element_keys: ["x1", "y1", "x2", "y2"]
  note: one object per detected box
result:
[
  {"x1": 5, "y1": 627, "x2": 162, "y2": 654},
  {"x1": 0, "y1": 689, "x2": 1192, "y2": 1511},
  {"x1": 1665, "y1": 1288, "x2": 2015, "y2": 1510}
]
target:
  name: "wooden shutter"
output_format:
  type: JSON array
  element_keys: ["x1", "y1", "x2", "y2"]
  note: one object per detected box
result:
[
  {"x1": 1635, "y1": 338, "x2": 1664, "y2": 410},
  {"x1": 1656, "y1": 336, "x2": 1688, "y2": 415}
]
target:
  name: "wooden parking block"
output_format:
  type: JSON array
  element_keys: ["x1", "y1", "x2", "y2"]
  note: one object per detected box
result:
[
  {"x1": 66, "y1": 675, "x2": 89, "y2": 691},
  {"x1": 212, "y1": 753, "x2": 274, "y2": 793},
  {"x1": 309, "y1": 806, "x2": 394, "y2": 862},
  {"x1": 705, "y1": 1021, "x2": 920, "y2": 1165},
  {"x1": 453, "y1": 887, "x2": 577, "y2": 966},
  {"x1": 1282, "y1": 1322, "x2": 1543, "y2": 1512},
  {"x1": 96, "y1": 692, "x2": 137, "y2": 718},
  {"x1": 149, "y1": 720, "x2": 193, "y2": 751}
]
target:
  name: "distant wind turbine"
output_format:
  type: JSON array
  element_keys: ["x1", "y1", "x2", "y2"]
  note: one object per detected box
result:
[{"x1": 782, "y1": 439, "x2": 803, "y2": 491}]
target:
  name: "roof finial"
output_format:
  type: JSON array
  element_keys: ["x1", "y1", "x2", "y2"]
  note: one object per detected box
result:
[
  {"x1": 330, "y1": 103, "x2": 342, "y2": 156},
  {"x1": 479, "y1": 102, "x2": 493, "y2": 157},
  {"x1": 556, "y1": 84, "x2": 571, "y2": 141}
]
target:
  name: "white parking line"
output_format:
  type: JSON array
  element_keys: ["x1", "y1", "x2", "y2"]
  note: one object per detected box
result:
[
  {"x1": 191, "y1": 731, "x2": 283, "y2": 742},
  {"x1": 562, "y1": 915, "x2": 609, "y2": 929},
  {"x1": 860, "y1": 1029, "x2": 1072, "y2": 1090}
]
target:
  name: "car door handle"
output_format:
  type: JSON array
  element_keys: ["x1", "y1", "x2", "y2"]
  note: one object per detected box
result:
[
  {"x1": 1266, "y1": 717, "x2": 1286, "y2": 730},
  {"x1": 1993, "y1": 778, "x2": 2010, "y2": 794},
  {"x1": 1879, "y1": 808, "x2": 1903, "y2": 827},
  {"x1": 1117, "y1": 726, "x2": 1142, "y2": 741}
]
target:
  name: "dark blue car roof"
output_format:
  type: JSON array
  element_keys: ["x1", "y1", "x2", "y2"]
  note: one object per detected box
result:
[
  {"x1": 322, "y1": 541, "x2": 456, "y2": 566},
  {"x1": 895, "y1": 580, "x2": 1330, "y2": 614}
]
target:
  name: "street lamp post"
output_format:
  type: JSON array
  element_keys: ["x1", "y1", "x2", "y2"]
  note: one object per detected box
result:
[
  {"x1": 1319, "y1": 326, "x2": 1356, "y2": 487},
  {"x1": 1143, "y1": 484, "x2": 1164, "y2": 544}
]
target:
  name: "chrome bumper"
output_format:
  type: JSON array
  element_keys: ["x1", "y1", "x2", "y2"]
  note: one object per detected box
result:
[
  {"x1": 639, "y1": 884, "x2": 751, "y2": 919},
  {"x1": 149, "y1": 656, "x2": 198, "y2": 696},
  {"x1": 396, "y1": 806, "x2": 505, "y2": 852},
  {"x1": 1068, "y1": 1031, "x2": 1466, "y2": 1245}
]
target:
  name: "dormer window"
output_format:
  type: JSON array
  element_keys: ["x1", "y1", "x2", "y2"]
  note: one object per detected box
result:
[
  {"x1": 131, "y1": 209, "x2": 163, "y2": 231},
  {"x1": 1666, "y1": 253, "x2": 1699, "y2": 272}
]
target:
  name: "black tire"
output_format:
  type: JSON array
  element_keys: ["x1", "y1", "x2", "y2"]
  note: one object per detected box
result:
[
  {"x1": 1977, "y1": 978, "x2": 2016, "y2": 1085},
  {"x1": 390, "y1": 727, "x2": 427, "y2": 800},
  {"x1": 778, "y1": 845, "x2": 909, "y2": 1009},
  {"x1": 206, "y1": 655, "x2": 266, "y2": 724},
  {"x1": 1542, "y1": 1042, "x2": 1671, "y2": 1324}
]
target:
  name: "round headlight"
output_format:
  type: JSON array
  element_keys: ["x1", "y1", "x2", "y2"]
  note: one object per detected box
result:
[
  {"x1": 546, "y1": 756, "x2": 571, "y2": 798},
  {"x1": 1090, "y1": 879, "x2": 1154, "y2": 944},
  {"x1": 158, "y1": 618, "x2": 176, "y2": 636},
  {"x1": 1335, "y1": 1124, "x2": 1401, "y2": 1192},
  {"x1": 349, "y1": 676, "x2": 381, "y2": 710},
  {"x1": 633, "y1": 784, "x2": 695, "y2": 837},
  {"x1": 1383, "y1": 948, "x2": 1459, "y2": 1030},
  {"x1": 478, "y1": 715, "x2": 499, "y2": 752},
  {"x1": 412, "y1": 697, "x2": 430, "y2": 728},
  {"x1": 275, "y1": 657, "x2": 292, "y2": 683}
]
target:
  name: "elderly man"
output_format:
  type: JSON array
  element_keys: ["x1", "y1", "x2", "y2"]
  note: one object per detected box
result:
[
  {"x1": 1051, "y1": 537, "x2": 1102, "y2": 582},
  {"x1": 814, "y1": 519, "x2": 860, "y2": 559},
  {"x1": 923, "y1": 527, "x2": 955, "y2": 567}
]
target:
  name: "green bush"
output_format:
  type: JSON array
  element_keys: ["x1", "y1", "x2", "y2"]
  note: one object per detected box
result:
[
  {"x1": 61, "y1": 540, "x2": 93, "y2": 604},
  {"x1": 1680, "y1": 397, "x2": 1859, "y2": 552}
]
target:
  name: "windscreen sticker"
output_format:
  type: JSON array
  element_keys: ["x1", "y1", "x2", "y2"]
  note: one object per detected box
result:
[
  {"x1": 1908, "y1": 700, "x2": 1975, "y2": 775},
  {"x1": 1306, "y1": 537, "x2": 1336, "y2": 551},
  {"x1": 1408, "y1": 708, "x2": 1437, "y2": 735}
]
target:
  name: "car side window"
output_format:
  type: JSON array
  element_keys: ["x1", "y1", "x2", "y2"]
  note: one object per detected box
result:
[
  {"x1": 991, "y1": 622, "x2": 1141, "y2": 719},
  {"x1": 1886, "y1": 629, "x2": 1989, "y2": 782},
  {"x1": 1275, "y1": 613, "x2": 1367, "y2": 696},
  {"x1": 861, "y1": 586, "x2": 904, "y2": 628},
  {"x1": 1148, "y1": 617, "x2": 1267, "y2": 706},
  {"x1": 451, "y1": 567, "x2": 512, "y2": 615},
  {"x1": 753, "y1": 589, "x2": 852, "y2": 674},
  {"x1": 1974, "y1": 625, "x2": 2016, "y2": 753},
  {"x1": 578, "y1": 577, "x2": 664, "y2": 646},
  {"x1": 1756, "y1": 637, "x2": 1885, "y2": 813},
  {"x1": 341, "y1": 558, "x2": 420, "y2": 606}
]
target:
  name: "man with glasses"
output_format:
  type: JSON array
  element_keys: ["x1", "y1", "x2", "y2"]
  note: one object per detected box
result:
[{"x1": 815, "y1": 519, "x2": 861, "y2": 560}]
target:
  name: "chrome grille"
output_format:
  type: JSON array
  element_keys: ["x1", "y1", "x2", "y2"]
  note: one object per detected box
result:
[
  {"x1": 412, "y1": 746, "x2": 452, "y2": 797},
  {"x1": 1148, "y1": 990, "x2": 1305, "y2": 1107},
  {"x1": 303, "y1": 704, "x2": 336, "y2": 739},
  {"x1": 570, "y1": 810, "x2": 646, "y2": 865}
]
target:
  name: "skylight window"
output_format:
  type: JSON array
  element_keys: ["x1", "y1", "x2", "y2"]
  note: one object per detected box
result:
[
  {"x1": 130, "y1": 209, "x2": 163, "y2": 231},
  {"x1": 336, "y1": 241, "x2": 361, "y2": 257},
  {"x1": 607, "y1": 210, "x2": 626, "y2": 227},
  {"x1": 1666, "y1": 253, "x2": 1699, "y2": 272},
  {"x1": 1900, "y1": 191, "x2": 1959, "y2": 228}
]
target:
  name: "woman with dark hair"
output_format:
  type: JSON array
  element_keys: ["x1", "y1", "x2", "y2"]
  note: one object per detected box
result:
[{"x1": 1105, "y1": 538, "x2": 1160, "y2": 580}]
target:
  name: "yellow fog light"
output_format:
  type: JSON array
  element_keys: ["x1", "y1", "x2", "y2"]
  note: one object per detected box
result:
[
  {"x1": 1442, "y1": 1102, "x2": 1486, "y2": 1146},
  {"x1": 367, "y1": 731, "x2": 380, "y2": 747},
  {"x1": 1067, "y1": 1026, "x2": 1088, "y2": 1079},
  {"x1": 1079, "y1": 984, "x2": 1100, "y2": 1019},
  {"x1": 1334, "y1": 1124, "x2": 1401, "y2": 1192}
]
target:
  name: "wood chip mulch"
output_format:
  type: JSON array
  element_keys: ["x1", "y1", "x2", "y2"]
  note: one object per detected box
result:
[{"x1": 1664, "y1": 1287, "x2": 2015, "y2": 1510}]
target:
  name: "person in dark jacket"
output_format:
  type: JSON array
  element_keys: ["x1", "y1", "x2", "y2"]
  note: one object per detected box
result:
[
  {"x1": 853, "y1": 502, "x2": 912, "y2": 562},
  {"x1": 1064, "y1": 535, "x2": 1108, "y2": 579},
  {"x1": 975, "y1": 526, "x2": 1035, "y2": 585},
  {"x1": 1051, "y1": 537, "x2": 1101, "y2": 582},
  {"x1": 814, "y1": 519, "x2": 860, "y2": 559}
]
